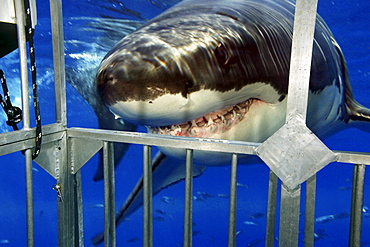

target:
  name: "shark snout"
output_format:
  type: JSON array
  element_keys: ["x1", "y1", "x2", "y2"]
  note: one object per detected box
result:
[{"x1": 96, "y1": 54, "x2": 159, "y2": 103}]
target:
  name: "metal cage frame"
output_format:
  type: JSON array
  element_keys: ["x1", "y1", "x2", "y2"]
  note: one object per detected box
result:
[{"x1": 1, "y1": 0, "x2": 369, "y2": 246}]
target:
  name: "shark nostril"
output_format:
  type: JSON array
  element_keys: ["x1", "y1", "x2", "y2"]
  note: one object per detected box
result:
[{"x1": 182, "y1": 80, "x2": 194, "y2": 98}]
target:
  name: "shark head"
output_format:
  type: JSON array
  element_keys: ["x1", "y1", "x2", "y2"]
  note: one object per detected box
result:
[
  {"x1": 96, "y1": 0, "x2": 369, "y2": 163},
  {"x1": 97, "y1": 1, "x2": 294, "y2": 142}
]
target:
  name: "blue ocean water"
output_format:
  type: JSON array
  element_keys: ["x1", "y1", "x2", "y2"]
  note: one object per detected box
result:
[{"x1": 0, "y1": 0, "x2": 369, "y2": 246}]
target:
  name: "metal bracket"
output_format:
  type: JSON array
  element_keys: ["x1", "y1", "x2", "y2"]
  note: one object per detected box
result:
[
  {"x1": 256, "y1": 117, "x2": 335, "y2": 189},
  {"x1": 33, "y1": 130, "x2": 66, "y2": 179},
  {"x1": 69, "y1": 137, "x2": 103, "y2": 174}
]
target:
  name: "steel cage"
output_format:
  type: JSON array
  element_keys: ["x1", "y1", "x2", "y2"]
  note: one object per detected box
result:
[{"x1": 0, "y1": 0, "x2": 369, "y2": 246}]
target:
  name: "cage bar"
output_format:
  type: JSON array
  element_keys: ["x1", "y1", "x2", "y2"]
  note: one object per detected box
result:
[
  {"x1": 227, "y1": 153, "x2": 238, "y2": 247},
  {"x1": 183, "y1": 149, "x2": 194, "y2": 247},
  {"x1": 103, "y1": 141, "x2": 116, "y2": 247},
  {"x1": 304, "y1": 174, "x2": 317, "y2": 246},
  {"x1": 14, "y1": 1, "x2": 34, "y2": 246},
  {"x1": 349, "y1": 164, "x2": 366, "y2": 247},
  {"x1": 265, "y1": 171, "x2": 278, "y2": 247},
  {"x1": 0, "y1": 0, "x2": 369, "y2": 246},
  {"x1": 143, "y1": 145, "x2": 153, "y2": 247},
  {"x1": 49, "y1": 0, "x2": 67, "y2": 126}
]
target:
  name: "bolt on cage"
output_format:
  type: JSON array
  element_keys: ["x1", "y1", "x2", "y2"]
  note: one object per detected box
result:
[{"x1": 1, "y1": 0, "x2": 369, "y2": 246}]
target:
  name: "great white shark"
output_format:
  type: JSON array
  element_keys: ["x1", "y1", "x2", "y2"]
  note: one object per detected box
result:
[{"x1": 87, "y1": 0, "x2": 370, "y2": 245}]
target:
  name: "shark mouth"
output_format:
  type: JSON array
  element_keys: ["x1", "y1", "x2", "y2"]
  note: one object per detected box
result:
[{"x1": 147, "y1": 98, "x2": 257, "y2": 138}]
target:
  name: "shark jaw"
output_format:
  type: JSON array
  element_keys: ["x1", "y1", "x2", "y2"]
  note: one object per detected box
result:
[
  {"x1": 108, "y1": 82, "x2": 287, "y2": 142},
  {"x1": 114, "y1": 87, "x2": 288, "y2": 165},
  {"x1": 107, "y1": 83, "x2": 287, "y2": 165},
  {"x1": 145, "y1": 96, "x2": 287, "y2": 142},
  {"x1": 146, "y1": 98, "x2": 258, "y2": 138}
]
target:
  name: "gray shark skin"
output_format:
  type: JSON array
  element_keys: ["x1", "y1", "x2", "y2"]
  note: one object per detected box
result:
[{"x1": 92, "y1": 0, "x2": 370, "y2": 245}]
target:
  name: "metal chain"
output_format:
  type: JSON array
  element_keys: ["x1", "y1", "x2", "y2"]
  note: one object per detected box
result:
[
  {"x1": 24, "y1": 0, "x2": 42, "y2": 160},
  {"x1": 0, "y1": 0, "x2": 42, "y2": 159}
]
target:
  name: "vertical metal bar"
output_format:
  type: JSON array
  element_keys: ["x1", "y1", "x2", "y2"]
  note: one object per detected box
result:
[
  {"x1": 24, "y1": 149, "x2": 34, "y2": 247},
  {"x1": 286, "y1": 0, "x2": 318, "y2": 121},
  {"x1": 50, "y1": 0, "x2": 67, "y2": 126},
  {"x1": 59, "y1": 136, "x2": 73, "y2": 246},
  {"x1": 304, "y1": 174, "x2": 316, "y2": 246},
  {"x1": 75, "y1": 170, "x2": 84, "y2": 247},
  {"x1": 349, "y1": 164, "x2": 366, "y2": 247},
  {"x1": 103, "y1": 142, "x2": 116, "y2": 247},
  {"x1": 143, "y1": 145, "x2": 153, "y2": 247},
  {"x1": 265, "y1": 170, "x2": 278, "y2": 247},
  {"x1": 14, "y1": 0, "x2": 31, "y2": 129},
  {"x1": 183, "y1": 149, "x2": 193, "y2": 247},
  {"x1": 14, "y1": 1, "x2": 34, "y2": 246},
  {"x1": 228, "y1": 153, "x2": 238, "y2": 247},
  {"x1": 279, "y1": 184, "x2": 301, "y2": 247}
]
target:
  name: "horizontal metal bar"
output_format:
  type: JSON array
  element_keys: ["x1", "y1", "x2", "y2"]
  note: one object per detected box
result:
[
  {"x1": 67, "y1": 128, "x2": 370, "y2": 166},
  {"x1": 0, "y1": 123, "x2": 65, "y2": 156},
  {"x1": 68, "y1": 128, "x2": 259, "y2": 155},
  {"x1": 3, "y1": 126, "x2": 370, "y2": 167},
  {"x1": 0, "y1": 123, "x2": 65, "y2": 146},
  {"x1": 334, "y1": 151, "x2": 370, "y2": 165}
]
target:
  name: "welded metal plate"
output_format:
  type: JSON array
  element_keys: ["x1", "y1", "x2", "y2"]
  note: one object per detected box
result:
[
  {"x1": 69, "y1": 137, "x2": 103, "y2": 174},
  {"x1": 256, "y1": 117, "x2": 335, "y2": 189},
  {"x1": 34, "y1": 131, "x2": 66, "y2": 179}
]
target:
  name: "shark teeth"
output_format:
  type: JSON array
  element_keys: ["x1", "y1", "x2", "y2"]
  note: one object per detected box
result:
[{"x1": 147, "y1": 99, "x2": 256, "y2": 138}]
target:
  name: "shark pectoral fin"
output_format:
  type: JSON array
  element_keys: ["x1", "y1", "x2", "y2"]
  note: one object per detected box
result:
[
  {"x1": 93, "y1": 112, "x2": 137, "y2": 181},
  {"x1": 91, "y1": 232, "x2": 104, "y2": 247},
  {"x1": 350, "y1": 104, "x2": 370, "y2": 122},
  {"x1": 91, "y1": 151, "x2": 207, "y2": 246},
  {"x1": 151, "y1": 153, "x2": 207, "y2": 194}
]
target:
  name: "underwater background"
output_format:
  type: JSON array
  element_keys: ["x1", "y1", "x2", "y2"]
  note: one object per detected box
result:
[{"x1": 0, "y1": 0, "x2": 370, "y2": 246}]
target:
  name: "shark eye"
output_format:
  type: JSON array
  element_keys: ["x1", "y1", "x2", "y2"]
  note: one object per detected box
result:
[
  {"x1": 104, "y1": 76, "x2": 114, "y2": 84},
  {"x1": 215, "y1": 44, "x2": 229, "y2": 66},
  {"x1": 185, "y1": 81, "x2": 193, "y2": 89}
]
